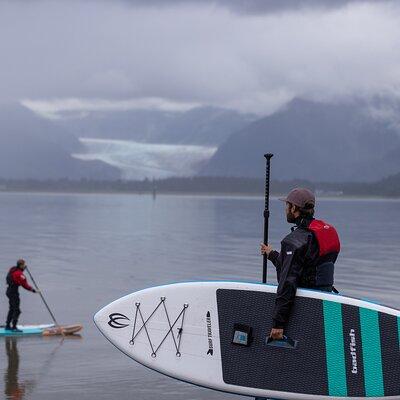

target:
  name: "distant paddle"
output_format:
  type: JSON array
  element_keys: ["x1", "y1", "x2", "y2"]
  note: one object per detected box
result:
[{"x1": 25, "y1": 266, "x2": 60, "y2": 327}]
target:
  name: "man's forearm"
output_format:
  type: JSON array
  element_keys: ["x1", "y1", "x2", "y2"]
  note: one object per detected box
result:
[
  {"x1": 271, "y1": 257, "x2": 301, "y2": 329},
  {"x1": 268, "y1": 250, "x2": 281, "y2": 279},
  {"x1": 272, "y1": 294, "x2": 294, "y2": 328},
  {"x1": 268, "y1": 250, "x2": 280, "y2": 266}
]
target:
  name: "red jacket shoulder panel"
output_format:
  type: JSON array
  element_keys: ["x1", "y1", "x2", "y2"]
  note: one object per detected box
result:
[{"x1": 308, "y1": 219, "x2": 341, "y2": 257}]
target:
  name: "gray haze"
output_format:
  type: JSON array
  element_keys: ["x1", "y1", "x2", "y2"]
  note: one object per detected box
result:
[
  {"x1": 119, "y1": 0, "x2": 371, "y2": 14},
  {"x1": 2, "y1": 0, "x2": 400, "y2": 116}
]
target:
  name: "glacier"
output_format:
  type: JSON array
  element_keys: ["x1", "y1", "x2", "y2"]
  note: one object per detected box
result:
[{"x1": 72, "y1": 138, "x2": 217, "y2": 180}]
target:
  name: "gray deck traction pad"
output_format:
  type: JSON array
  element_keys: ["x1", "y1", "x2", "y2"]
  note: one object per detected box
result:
[{"x1": 217, "y1": 289, "x2": 400, "y2": 396}]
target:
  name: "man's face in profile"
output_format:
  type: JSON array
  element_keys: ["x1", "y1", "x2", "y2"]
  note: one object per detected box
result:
[{"x1": 285, "y1": 202, "x2": 296, "y2": 223}]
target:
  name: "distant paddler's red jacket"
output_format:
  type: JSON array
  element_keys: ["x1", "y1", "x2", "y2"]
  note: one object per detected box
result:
[{"x1": 6, "y1": 267, "x2": 35, "y2": 292}]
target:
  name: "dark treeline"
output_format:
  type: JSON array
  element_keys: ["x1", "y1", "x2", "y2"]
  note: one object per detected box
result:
[{"x1": 0, "y1": 173, "x2": 399, "y2": 197}]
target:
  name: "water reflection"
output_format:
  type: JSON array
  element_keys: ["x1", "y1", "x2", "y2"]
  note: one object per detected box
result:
[
  {"x1": 0, "y1": 194, "x2": 398, "y2": 400},
  {"x1": 4, "y1": 336, "x2": 82, "y2": 399},
  {"x1": 4, "y1": 338, "x2": 31, "y2": 400}
]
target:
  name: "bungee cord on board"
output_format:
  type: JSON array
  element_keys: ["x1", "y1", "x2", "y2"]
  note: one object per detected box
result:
[{"x1": 129, "y1": 297, "x2": 188, "y2": 358}]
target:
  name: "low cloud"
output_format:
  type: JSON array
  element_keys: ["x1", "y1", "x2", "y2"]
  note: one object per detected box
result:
[
  {"x1": 21, "y1": 97, "x2": 201, "y2": 119},
  {"x1": 119, "y1": 0, "x2": 371, "y2": 14},
  {"x1": 2, "y1": 0, "x2": 400, "y2": 116}
]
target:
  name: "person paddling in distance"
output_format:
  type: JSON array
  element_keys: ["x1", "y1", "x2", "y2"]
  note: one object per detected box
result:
[
  {"x1": 5, "y1": 259, "x2": 39, "y2": 332},
  {"x1": 260, "y1": 188, "x2": 340, "y2": 341}
]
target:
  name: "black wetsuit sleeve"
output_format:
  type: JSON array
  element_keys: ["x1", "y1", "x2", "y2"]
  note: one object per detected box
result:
[
  {"x1": 272, "y1": 240, "x2": 305, "y2": 329},
  {"x1": 268, "y1": 250, "x2": 282, "y2": 279},
  {"x1": 268, "y1": 250, "x2": 280, "y2": 267}
]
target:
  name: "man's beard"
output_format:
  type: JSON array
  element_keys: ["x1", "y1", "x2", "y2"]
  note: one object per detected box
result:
[{"x1": 286, "y1": 211, "x2": 296, "y2": 223}]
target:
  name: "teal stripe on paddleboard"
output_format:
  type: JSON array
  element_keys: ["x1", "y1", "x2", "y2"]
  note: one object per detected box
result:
[
  {"x1": 398, "y1": 316, "x2": 400, "y2": 349},
  {"x1": 0, "y1": 327, "x2": 44, "y2": 336},
  {"x1": 359, "y1": 308, "x2": 384, "y2": 397},
  {"x1": 323, "y1": 300, "x2": 347, "y2": 397}
]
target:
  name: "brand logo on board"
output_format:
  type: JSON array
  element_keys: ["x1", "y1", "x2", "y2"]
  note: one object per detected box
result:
[
  {"x1": 206, "y1": 311, "x2": 214, "y2": 356},
  {"x1": 349, "y1": 329, "x2": 358, "y2": 374},
  {"x1": 108, "y1": 313, "x2": 130, "y2": 329}
]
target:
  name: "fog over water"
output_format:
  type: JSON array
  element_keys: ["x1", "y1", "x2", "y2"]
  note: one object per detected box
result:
[{"x1": 0, "y1": 193, "x2": 398, "y2": 399}]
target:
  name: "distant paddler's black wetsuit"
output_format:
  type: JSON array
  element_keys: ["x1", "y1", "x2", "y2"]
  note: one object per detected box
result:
[
  {"x1": 268, "y1": 216, "x2": 340, "y2": 329},
  {"x1": 5, "y1": 262, "x2": 36, "y2": 330}
]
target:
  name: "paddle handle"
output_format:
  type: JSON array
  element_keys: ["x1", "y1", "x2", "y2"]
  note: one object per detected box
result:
[
  {"x1": 25, "y1": 267, "x2": 60, "y2": 327},
  {"x1": 262, "y1": 154, "x2": 273, "y2": 283}
]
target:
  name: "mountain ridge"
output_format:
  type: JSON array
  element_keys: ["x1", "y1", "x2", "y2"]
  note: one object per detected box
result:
[
  {"x1": 0, "y1": 103, "x2": 120, "y2": 180},
  {"x1": 201, "y1": 98, "x2": 400, "y2": 182}
]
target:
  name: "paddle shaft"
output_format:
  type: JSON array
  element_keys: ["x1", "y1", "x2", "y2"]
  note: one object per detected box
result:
[
  {"x1": 256, "y1": 154, "x2": 274, "y2": 400},
  {"x1": 25, "y1": 267, "x2": 60, "y2": 327},
  {"x1": 262, "y1": 153, "x2": 273, "y2": 284}
]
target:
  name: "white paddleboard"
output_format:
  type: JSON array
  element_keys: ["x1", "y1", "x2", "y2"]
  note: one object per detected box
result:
[{"x1": 94, "y1": 282, "x2": 400, "y2": 400}]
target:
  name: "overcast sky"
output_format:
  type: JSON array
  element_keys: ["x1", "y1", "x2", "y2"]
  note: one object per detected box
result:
[{"x1": 1, "y1": 0, "x2": 400, "y2": 116}]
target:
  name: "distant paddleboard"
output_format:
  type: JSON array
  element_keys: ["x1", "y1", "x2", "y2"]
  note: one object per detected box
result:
[
  {"x1": 0, "y1": 323, "x2": 82, "y2": 337},
  {"x1": 0, "y1": 324, "x2": 54, "y2": 336},
  {"x1": 94, "y1": 282, "x2": 400, "y2": 399},
  {"x1": 42, "y1": 324, "x2": 83, "y2": 336}
]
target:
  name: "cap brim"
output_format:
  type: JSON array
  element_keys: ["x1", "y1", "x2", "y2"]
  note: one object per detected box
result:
[{"x1": 278, "y1": 197, "x2": 287, "y2": 202}]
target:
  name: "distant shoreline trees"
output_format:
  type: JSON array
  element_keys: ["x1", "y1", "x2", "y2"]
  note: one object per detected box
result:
[{"x1": 0, "y1": 173, "x2": 399, "y2": 197}]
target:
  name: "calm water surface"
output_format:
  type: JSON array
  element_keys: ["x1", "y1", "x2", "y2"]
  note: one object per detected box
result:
[{"x1": 0, "y1": 193, "x2": 399, "y2": 400}]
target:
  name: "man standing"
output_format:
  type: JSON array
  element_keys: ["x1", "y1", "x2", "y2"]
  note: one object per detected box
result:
[
  {"x1": 261, "y1": 188, "x2": 340, "y2": 341},
  {"x1": 5, "y1": 259, "x2": 37, "y2": 332}
]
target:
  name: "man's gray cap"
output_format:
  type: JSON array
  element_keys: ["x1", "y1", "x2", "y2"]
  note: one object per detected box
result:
[{"x1": 279, "y1": 188, "x2": 316, "y2": 208}]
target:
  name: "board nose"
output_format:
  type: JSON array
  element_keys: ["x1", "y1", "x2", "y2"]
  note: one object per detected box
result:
[{"x1": 93, "y1": 306, "x2": 109, "y2": 334}]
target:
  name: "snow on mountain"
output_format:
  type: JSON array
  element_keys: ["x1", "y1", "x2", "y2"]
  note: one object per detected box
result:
[{"x1": 73, "y1": 138, "x2": 217, "y2": 180}]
